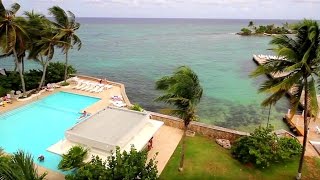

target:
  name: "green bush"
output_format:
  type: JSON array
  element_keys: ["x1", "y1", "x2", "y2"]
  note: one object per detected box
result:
[
  {"x1": 231, "y1": 126, "x2": 302, "y2": 168},
  {"x1": 0, "y1": 62, "x2": 76, "y2": 93},
  {"x1": 240, "y1": 28, "x2": 252, "y2": 35},
  {"x1": 0, "y1": 86, "x2": 10, "y2": 97},
  {"x1": 60, "y1": 81, "x2": 70, "y2": 86},
  {"x1": 66, "y1": 146, "x2": 158, "y2": 180},
  {"x1": 46, "y1": 62, "x2": 76, "y2": 83},
  {"x1": 58, "y1": 146, "x2": 88, "y2": 171},
  {"x1": 130, "y1": 103, "x2": 144, "y2": 112}
]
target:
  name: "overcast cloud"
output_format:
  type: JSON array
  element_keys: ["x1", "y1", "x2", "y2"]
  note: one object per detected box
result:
[{"x1": 3, "y1": 0, "x2": 320, "y2": 19}]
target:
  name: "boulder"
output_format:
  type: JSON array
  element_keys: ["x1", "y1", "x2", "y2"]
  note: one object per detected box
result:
[{"x1": 216, "y1": 139, "x2": 231, "y2": 149}]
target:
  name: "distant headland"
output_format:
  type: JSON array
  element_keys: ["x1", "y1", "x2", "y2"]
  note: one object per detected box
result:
[{"x1": 237, "y1": 21, "x2": 295, "y2": 36}]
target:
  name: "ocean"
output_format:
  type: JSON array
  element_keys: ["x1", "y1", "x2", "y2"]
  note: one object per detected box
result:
[{"x1": 0, "y1": 18, "x2": 300, "y2": 132}]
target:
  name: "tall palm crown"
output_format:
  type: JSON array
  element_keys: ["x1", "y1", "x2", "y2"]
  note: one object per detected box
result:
[
  {"x1": 251, "y1": 19, "x2": 320, "y2": 179},
  {"x1": 155, "y1": 66, "x2": 203, "y2": 171},
  {"x1": 48, "y1": 6, "x2": 81, "y2": 81},
  {"x1": 155, "y1": 66, "x2": 203, "y2": 126},
  {"x1": 0, "y1": 0, "x2": 28, "y2": 95},
  {"x1": 252, "y1": 20, "x2": 319, "y2": 117}
]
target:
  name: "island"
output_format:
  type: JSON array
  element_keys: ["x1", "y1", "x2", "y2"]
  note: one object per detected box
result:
[{"x1": 237, "y1": 21, "x2": 295, "y2": 36}]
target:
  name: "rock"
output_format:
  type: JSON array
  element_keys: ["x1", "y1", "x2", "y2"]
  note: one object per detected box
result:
[
  {"x1": 186, "y1": 130, "x2": 195, "y2": 137},
  {"x1": 215, "y1": 139, "x2": 231, "y2": 149}
]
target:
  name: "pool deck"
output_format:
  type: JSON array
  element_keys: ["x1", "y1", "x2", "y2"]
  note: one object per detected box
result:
[{"x1": 0, "y1": 75, "x2": 183, "y2": 179}]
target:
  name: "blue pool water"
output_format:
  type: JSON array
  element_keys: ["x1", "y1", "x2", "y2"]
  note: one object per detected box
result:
[{"x1": 0, "y1": 92, "x2": 100, "y2": 172}]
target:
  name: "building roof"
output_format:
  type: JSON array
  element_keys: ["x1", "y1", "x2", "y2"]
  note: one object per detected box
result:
[{"x1": 65, "y1": 107, "x2": 150, "y2": 152}]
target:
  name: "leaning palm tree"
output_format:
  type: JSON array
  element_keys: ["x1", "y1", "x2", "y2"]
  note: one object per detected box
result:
[
  {"x1": 251, "y1": 19, "x2": 320, "y2": 180},
  {"x1": 48, "y1": 6, "x2": 82, "y2": 82},
  {"x1": 155, "y1": 66, "x2": 203, "y2": 171},
  {"x1": 25, "y1": 11, "x2": 67, "y2": 90},
  {"x1": 0, "y1": 1, "x2": 28, "y2": 96}
]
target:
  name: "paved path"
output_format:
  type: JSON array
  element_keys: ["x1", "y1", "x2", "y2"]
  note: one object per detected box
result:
[{"x1": 147, "y1": 125, "x2": 183, "y2": 175}]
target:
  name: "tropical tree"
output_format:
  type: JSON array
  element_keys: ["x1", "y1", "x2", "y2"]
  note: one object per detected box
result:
[
  {"x1": 251, "y1": 19, "x2": 320, "y2": 179},
  {"x1": 0, "y1": 148, "x2": 47, "y2": 180},
  {"x1": 48, "y1": 6, "x2": 82, "y2": 82},
  {"x1": 25, "y1": 11, "x2": 67, "y2": 90},
  {"x1": 11, "y1": 150, "x2": 47, "y2": 180},
  {"x1": 0, "y1": 0, "x2": 28, "y2": 96},
  {"x1": 155, "y1": 66, "x2": 203, "y2": 171}
]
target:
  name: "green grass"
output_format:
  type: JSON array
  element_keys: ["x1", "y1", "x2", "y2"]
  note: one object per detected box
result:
[{"x1": 160, "y1": 136, "x2": 320, "y2": 180}]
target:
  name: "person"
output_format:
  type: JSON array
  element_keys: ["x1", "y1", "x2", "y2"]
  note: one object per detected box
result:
[
  {"x1": 38, "y1": 155, "x2": 45, "y2": 162},
  {"x1": 99, "y1": 79, "x2": 102, "y2": 84},
  {"x1": 79, "y1": 111, "x2": 88, "y2": 119},
  {"x1": 147, "y1": 137, "x2": 153, "y2": 151}
]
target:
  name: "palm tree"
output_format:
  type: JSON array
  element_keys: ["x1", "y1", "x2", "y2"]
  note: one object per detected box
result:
[
  {"x1": 0, "y1": 1, "x2": 28, "y2": 96},
  {"x1": 48, "y1": 6, "x2": 82, "y2": 83},
  {"x1": 25, "y1": 11, "x2": 67, "y2": 90},
  {"x1": 155, "y1": 66, "x2": 203, "y2": 171},
  {"x1": 0, "y1": 148, "x2": 46, "y2": 180},
  {"x1": 251, "y1": 19, "x2": 320, "y2": 179},
  {"x1": 11, "y1": 150, "x2": 47, "y2": 180}
]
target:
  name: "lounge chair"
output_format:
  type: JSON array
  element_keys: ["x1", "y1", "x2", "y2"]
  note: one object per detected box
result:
[
  {"x1": 85, "y1": 83, "x2": 97, "y2": 91},
  {"x1": 95, "y1": 86, "x2": 105, "y2": 93},
  {"x1": 105, "y1": 84, "x2": 113, "y2": 89},
  {"x1": 112, "y1": 101, "x2": 126, "y2": 108},
  {"x1": 52, "y1": 83, "x2": 61, "y2": 88},
  {"x1": 81, "y1": 83, "x2": 94, "y2": 91},
  {"x1": 5, "y1": 94, "x2": 12, "y2": 103},
  {"x1": 75, "y1": 82, "x2": 88, "y2": 90},
  {"x1": 90, "y1": 84, "x2": 102, "y2": 93},
  {"x1": 73, "y1": 80, "x2": 85, "y2": 89}
]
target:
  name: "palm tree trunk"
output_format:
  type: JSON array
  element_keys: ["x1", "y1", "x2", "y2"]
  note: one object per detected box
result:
[
  {"x1": 296, "y1": 77, "x2": 308, "y2": 180},
  {"x1": 13, "y1": 49, "x2": 26, "y2": 97},
  {"x1": 179, "y1": 124, "x2": 188, "y2": 171},
  {"x1": 64, "y1": 49, "x2": 69, "y2": 82},
  {"x1": 267, "y1": 104, "x2": 271, "y2": 127},
  {"x1": 38, "y1": 61, "x2": 49, "y2": 91}
]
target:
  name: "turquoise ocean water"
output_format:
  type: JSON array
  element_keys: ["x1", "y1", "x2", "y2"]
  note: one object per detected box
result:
[{"x1": 0, "y1": 18, "x2": 300, "y2": 132}]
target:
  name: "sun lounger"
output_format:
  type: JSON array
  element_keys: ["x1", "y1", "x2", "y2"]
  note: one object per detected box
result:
[
  {"x1": 85, "y1": 83, "x2": 98, "y2": 91},
  {"x1": 73, "y1": 81, "x2": 85, "y2": 89},
  {"x1": 95, "y1": 86, "x2": 104, "y2": 93},
  {"x1": 81, "y1": 83, "x2": 94, "y2": 91},
  {"x1": 75, "y1": 82, "x2": 88, "y2": 90},
  {"x1": 105, "y1": 84, "x2": 113, "y2": 89},
  {"x1": 112, "y1": 101, "x2": 126, "y2": 108},
  {"x1": 89, "y1": 84, "x2": 102, "y2": 93}
]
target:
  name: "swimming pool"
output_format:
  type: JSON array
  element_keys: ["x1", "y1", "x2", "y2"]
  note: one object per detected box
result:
[{"x1": 0, "y1": 91, "x2": 100, "y2": 172}]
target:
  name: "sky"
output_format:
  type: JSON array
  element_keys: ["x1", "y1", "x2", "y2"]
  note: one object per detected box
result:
[{"x1": 3, "y1": 0, "x2": 320, "y2": 19}]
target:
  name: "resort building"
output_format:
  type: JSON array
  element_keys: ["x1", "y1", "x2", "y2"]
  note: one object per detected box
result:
[{"x1": 49, "y1": 106, "x2": 163, "y2": 160}]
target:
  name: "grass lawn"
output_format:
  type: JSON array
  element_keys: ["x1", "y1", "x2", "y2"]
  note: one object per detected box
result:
[{"x1": 160, "y1": 136, "x2": 320, "y2": 180}]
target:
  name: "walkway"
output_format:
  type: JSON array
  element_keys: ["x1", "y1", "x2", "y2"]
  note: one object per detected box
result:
[{"x1": 147, "y1": 125, "x2": 183, "y2": 174}]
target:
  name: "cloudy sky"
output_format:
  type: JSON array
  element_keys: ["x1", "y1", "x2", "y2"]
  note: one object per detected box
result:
[{"x1": 3, "y1": 0, "x2": 320, "y2": 19}]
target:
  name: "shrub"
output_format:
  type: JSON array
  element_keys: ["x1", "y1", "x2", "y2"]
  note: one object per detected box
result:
[
  {"x1": 66, "y1": 146, "x2": 158, "y2": 180},
  {"x1": 0, "y1": 86, "x2": 10, "y2": 97},
  {"x1": 58, "y1": 146, "x2": 88, "y2": 171},
  {"x1": 240, "y1": 28, "x2": 252, "y2": 35},
  {"x1": 231, "y1": 126, "x2": 302, "y2": 168},
  {"x1": 130, "y1": 103, "x2": 144, "y2": 112},
  {"x1": 46, "y1": 62, "x2": 76, "y2": 84}
]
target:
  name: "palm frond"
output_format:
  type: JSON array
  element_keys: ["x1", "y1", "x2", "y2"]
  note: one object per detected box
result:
[{"x1": 48, "y1": 6, "x2": 68, "y2": 28}]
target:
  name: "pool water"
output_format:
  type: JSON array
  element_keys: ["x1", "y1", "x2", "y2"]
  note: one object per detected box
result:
[{"x1": 0, "y1": 92, "x2": 100, "y2": 172}]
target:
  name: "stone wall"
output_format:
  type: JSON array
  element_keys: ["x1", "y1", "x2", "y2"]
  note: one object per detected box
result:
[{"x1": 150, "y1": 112, "x2": 249, "y2": 143}]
